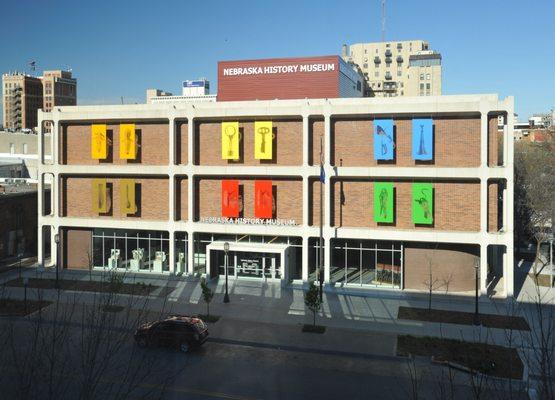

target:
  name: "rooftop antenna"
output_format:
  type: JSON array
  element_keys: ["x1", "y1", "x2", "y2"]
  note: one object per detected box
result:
[{"x1": 381, "y1": 0, "x2": 386, "y2": 42}]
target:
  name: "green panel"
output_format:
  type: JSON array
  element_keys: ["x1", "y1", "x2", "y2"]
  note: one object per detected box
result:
[
  {"x1": 412, "y1": 183, "x2": 434, "y2": 224},
  {"x1": 374, "y1": 182, "x2": 394, "y2": 223}
]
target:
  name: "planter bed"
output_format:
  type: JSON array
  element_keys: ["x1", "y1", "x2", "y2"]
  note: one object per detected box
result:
[{"x1": 5, "y1": 278, "x2": 158, "y2": 296}]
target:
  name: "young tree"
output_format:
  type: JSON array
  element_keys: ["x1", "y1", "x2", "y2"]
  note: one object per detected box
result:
[
  {"x1": 304, "y1": 282, "x2": 323, "y2": 327},
  {"x1": 200, "y1": 278, "x2": 214, "y2": 318}
]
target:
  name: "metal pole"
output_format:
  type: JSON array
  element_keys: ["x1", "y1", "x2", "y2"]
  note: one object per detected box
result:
[
  {"x1": 54, "y1": 233, "x2": 60, "y2": 289},
  {"x1": 550, "y1": 238, "x2": 553, "y2": 288},
  {"x1": 224, "y1": 242, "x2": 230, "y2": 303},
  {"x1": 319, "y1": 135, "x2": 324, "y2": 302},
  {"x1": 473, "y1": 260, "x2": 480, "y2": 325}
]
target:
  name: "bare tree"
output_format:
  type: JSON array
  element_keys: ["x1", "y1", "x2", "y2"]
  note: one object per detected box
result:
[
  {"x1": 514, "y1": 139, "x2": 555, "y2": 276},
  {"x1": 423, "y1": 255, "x2": 443, "y2": 311}
]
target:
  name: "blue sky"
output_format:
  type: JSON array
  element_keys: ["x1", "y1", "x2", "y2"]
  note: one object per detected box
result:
[{"x1": 1, "y1": 0, "x2": 554, "y2": 120}]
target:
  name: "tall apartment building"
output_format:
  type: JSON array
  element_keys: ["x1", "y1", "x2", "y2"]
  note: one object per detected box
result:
[
  {"x1": 2, "y1": 70, "x2": 76, "y2": 131},
  {"x1": 2, "y1": 73, "x2": 43, "y2": 130},
  {"x1": 342, "y1": 40, "x2": 442, "y2": 98},
  {"x1": 37, "y1": 56, "x2": 514, "y2": 298}
]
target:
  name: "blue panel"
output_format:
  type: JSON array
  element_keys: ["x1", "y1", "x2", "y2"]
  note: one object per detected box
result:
[
  {"x1": 373, "y1": 119, "x2": 395, "y2": 160},
  {"x1": 183, "y1": 80, "x2": 205, "y2": 88},
  {"x1": 412, "y1": 119, "x2": 433, "y2": 160}
]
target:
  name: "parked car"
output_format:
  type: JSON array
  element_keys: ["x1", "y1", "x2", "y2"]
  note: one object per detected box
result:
[{"x1": 134, "y1": 315, "x2": 209, "y2": 353}]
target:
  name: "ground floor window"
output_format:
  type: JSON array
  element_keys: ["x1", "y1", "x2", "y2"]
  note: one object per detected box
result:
[
  {"x1": 330, "y1": 239, "x2": 403, "y2": 289},
  {"x1": 92, "y1": 229, "x2": 170, "y2": 273}
]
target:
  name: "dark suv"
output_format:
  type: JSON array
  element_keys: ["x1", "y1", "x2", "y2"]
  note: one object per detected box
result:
[{"x1": 134, "y1": 315, "x2": 209, "y2": 353}]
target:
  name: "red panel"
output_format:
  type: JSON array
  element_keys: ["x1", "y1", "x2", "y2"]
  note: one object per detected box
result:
[
  {"x1": 217, "y1": 56, "x2": 340, "y2": 102},
  {"x1": 221, "y1": 180, "x2": 239, "y2": 218},
  {"x1": 254, "y1": 180, "x2": 273, "y2": 219}
]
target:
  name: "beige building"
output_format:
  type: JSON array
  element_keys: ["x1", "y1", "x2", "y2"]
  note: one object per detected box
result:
[
  {"x1": 2, "y1": 70, "x2": 76, "y2": 132},
  {"x1": 2, "y1": 73, "x2": 43, "y2": 130},
  {"x1": 342, "y1": 40, "x2": 442, "y2": 98}
]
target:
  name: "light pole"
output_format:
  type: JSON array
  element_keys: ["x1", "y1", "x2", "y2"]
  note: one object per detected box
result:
[
  {"x1": 473, "y1": 259, "x2": 480, "y2": 326},
  {"x1": 54, "y1": 233, "x2": 60, "y2": 289},
  {"x1": 223, "y1": 242, "x2": 230, "y2": 303}
]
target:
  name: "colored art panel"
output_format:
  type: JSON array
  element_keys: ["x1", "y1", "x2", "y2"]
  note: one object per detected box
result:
[
  {"x1": 254, "y1": 180, "x2": 273, "y2": 219},
  {"x1": 221, "y1": 122, "x2": 240, "y2": 160},
  {"x1": 373, "y1": 119, "x2": 395, "y2": 160},
  {"x1": 221, "y1": 180, "x2": 240, "y2": 218},
  {"x1": 412, "y1": 183, "x2": 434, "y2": 224},
  {"x1": 91, "y1": 124, "x2": 107, "y2": 159},
  {"x1": 119, "y1": 124, "x2": 136, "y2": 159},
  {"x1": 92, "y1": 179, "x2": 108, "y2": 214},
  {"x1": 120, "y1": 179, "x2": 137, "y2": 215},
  {"x1": 373, "y1": 182, "x2": 394, "y2": 223},
  {"x1": 254, "y1": 121, "x2": 273, "y2": 160},
  {"x1": 412, "y1": 119, "x2": 434, "y2": 160}
]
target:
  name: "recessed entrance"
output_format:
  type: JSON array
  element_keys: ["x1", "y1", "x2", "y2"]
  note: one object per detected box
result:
[{"x1": 206, "y1": 241, "x2": 289, "y2": 281}]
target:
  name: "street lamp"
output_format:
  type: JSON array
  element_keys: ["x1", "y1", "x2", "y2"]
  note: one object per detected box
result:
[
  {"x1": 473, "y1": 259, "x2": 480, "y2": 326},
  {"x1": 54, "y1": 233, "x2": 60, "y2": 289},
  {"x1": 223, "y1": 242, "x2": 230, "y2": 303}
]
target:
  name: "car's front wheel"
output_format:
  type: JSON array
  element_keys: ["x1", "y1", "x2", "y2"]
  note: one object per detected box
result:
[
  {"x1": 136, "y1": 337, "x2": 148, "y2": 348},
  {"x1": 179, "y1": 341, "x2": 190, "y2": 353}
]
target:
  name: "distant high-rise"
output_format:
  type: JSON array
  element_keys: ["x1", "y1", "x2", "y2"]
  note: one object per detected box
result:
[
  {"x1": 2, "y1": 69, "x2": 76, "y2": 131},
  {"x1": 342, "y1": 40, "x2": 442, "y2": 98}
]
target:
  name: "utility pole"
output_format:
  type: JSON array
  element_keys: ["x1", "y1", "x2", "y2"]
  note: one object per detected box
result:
[{"x1": 319, "y1": 135, "x2": 324, "y2": 302}]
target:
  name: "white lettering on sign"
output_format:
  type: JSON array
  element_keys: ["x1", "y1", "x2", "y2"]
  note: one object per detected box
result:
[
  {"x1": 222, "y1": 63, "x2": 335, "y2": 77},
  {"x1": 200, "y1": 217, "x2": 297, "y2": 226}
]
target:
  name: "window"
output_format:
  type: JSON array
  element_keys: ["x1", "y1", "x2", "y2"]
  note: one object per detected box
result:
[
  {"x1": 426, "y1": 83, "x2": 431, "y2": 89},
  {"x1": 386, "y1": 43, "x2": 390, "y2": 48},
  {"x1": 374, "y1": 71, "x2": 379, "y2": 77},
  {"x1": 401, "y1": 91, "x2": 404, "y2": 95},
  {"x1": 420, "y1": 83, "x2": 424, "y2": 90},
  {"x1": 426, "y1": 73, "x2": 430, "y2": 80},
  {"x1": 363, "y1": 63, "x2": 368, "y2": 69},
  {"x1": 23, "y1": 143, "x2": 28, "y2": 154},
  {"x1": 9, "y1": 143, "x2": 15, "y2": 154},
  {"x1": 420, "y1": 74, "x2": 424, "y2": 80},
  {"x1": 397, "y1": 70, "x2": 402, "y2": 76}
]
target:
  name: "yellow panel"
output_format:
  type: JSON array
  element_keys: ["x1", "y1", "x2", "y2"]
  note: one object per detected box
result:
[
  {"x1": 120, "y1": 179, "x2": 137, "y2": 215},
  {"x1": 221, "y1": 122, "x2": 240, "y2": 160},
  {"x1": 92, "y1": 179, "x2": 108, "y2": 214},
  {"x1": 119, "y1": 124, "x2": 136, "y2": 159},
  {"x1": 254, "y1": 121, "x2": 273, "y2": 160},
  {"x1": 91, "y1": 124, "x2": 107, "y2": 159}
]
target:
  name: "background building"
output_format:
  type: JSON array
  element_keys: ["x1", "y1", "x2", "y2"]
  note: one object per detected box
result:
[
  {"x1": 342, "y1": 40, "x2": 442, "y2": 97},
  {"x1": 2, "y1": 70, "x2": 76, "y2": 132},
  {"x1": 2, "y1": 73, "x2": 43, "y2": 130}
]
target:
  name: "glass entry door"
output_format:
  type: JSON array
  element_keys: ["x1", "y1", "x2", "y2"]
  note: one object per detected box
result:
[{"x1": 216, "y1": 250, "x2": 280, "y2": 280}]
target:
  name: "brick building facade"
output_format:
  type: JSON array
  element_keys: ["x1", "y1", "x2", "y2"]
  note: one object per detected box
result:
[{"x1": 38, "y1": 94, "x2": 514, "y2": 297}]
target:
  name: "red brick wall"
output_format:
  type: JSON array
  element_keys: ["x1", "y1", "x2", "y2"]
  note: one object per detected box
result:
[
  {"x1": 309, "y1": 179, "x2": 324, "y2": 226},
  {"x1": 404, "y1": 244, "x2": 478, "y2": 292},
  {"x1": 332, "y1": 117, "x2": 481, "y2": 167},
  {"x1": 488, "y1": 115, "x2": 503, "y2": 166},
  {"x1": 62, "y1": 176, "x2": 169, "y2": 220},
  {"x1": 176, "y1": 121, "x2": 188, "y2": 165},
  {"x1": 195, "y1": 178, "x2": 302, "y2": 223},
  {"x1": 195, "y1": 120, "x2": 303, "y2": 166},
  {"x1": 488, "y1": 180, "x2": 501, "y2": 232},
  {"x1": 309, "y1": 118, "x2": 325, "y2": 166},
  {"x1": 63, "y1": 228, "x2": 92, "y2": 269},
  {"x1": 61, "y1": 122, "x2": 169, "y2": 165},
  {"x1": 176, "y1": 176, "x2": 188, "y2": 221},
  {"x1": 331, "y1": 180, "x2": 481, "y2": 231}
]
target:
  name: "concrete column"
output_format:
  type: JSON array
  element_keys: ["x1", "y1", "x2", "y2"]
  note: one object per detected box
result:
[
  {"x1": 169, "y1": 117, "x2": 176, "y2": 166},
  {"x1": 302, "y1": 236, "x2": 309, "y2": 282},
  {"x1": 37, "y1": 223, "x2": 44, "y2": 268},
  {"x1": 505, "y1": 245, "x2": 514, "y2": 297},
  {"x1": 480, "y1": 178, "x2": 488, "y2": 233},
  {"x1": 52, "y1": 120, "x2": 59, "y2": 165},
  {"x1": 168, "y1": 230, "x2": 175, "y2": 274},
  {"x1": 324, "y1": 236, "x2": 331, "y2": 283},
  {"x1": 187, "y1": 231, "x2": 195, "y2": 276},
  {"x1": 50, "y1": 226, "x2": 58, "y2": 269},
  {"x1": 480, "y1": 244, "x2": 488, "y2": 295}
]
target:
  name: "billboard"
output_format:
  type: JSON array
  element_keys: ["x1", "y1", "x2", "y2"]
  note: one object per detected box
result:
[
  {"x1": 412, "y1": 119, "x2": 433, "y2": 160},
  {"x1": 91, "y1": 124, "x2": 107, "y2": 160},
  {"x1": 254, "y1": 121, "x2": 273, "y2": 160},
  {"x1": 254, "y1": 180, "x2": 273, "y2": 219},
  {"x1": 373, "y1": 182, "x2": 394, "y2": 223},
  {"x1": 119, "y1": 124, "x2": 136, "y2": 160},
  {"x1": 92, "y1": 178, "x2": 108, "y2": 214},
  {"x1": 221, "y1": 180, "x2": 240, "y2": 218},
  {"x1": 412, "y1": 183, "x2": 434, "y2": 224},
  {"x1": 373, "y1": 119, "x2": 395, "y2": 160},
  {"x1": 120, "y1": 179, "x2": 137, "y2": 215},
  {"x1": 221, "y1": 122, "x2": 240, "y2": 160}
]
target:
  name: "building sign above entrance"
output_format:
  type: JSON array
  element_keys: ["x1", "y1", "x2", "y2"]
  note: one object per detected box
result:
[
  {"x1": 222, "y1": 63, "x2": 336, "y2": 76},
  {"x1": 200, "y1": 217, "x2": 297, "y2": 226}
]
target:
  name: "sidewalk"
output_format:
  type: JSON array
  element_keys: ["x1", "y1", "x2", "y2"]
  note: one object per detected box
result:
[{"x1": 0, "y1": 265, "x2": 544, "y2": 349}]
